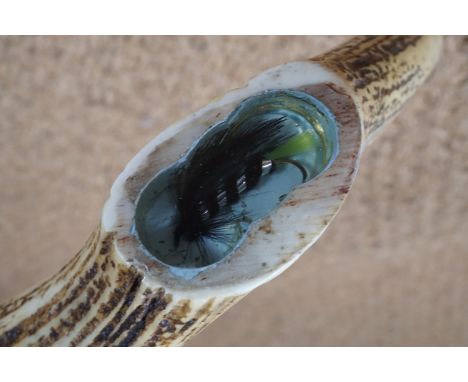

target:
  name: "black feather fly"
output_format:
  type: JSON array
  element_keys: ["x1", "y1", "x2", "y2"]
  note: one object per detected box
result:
[{"x1": 173, "y1": 116, "x2": 294, "y2": 260}]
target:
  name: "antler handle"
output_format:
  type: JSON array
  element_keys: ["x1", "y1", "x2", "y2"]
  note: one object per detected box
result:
[{"x1": 0, "y1": 36, "x2": 442, "y2": 346}]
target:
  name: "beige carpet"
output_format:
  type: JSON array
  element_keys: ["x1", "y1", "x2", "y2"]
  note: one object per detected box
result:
[{"x1": 0, "y1": 36, "x2": 467, "y2": 346}]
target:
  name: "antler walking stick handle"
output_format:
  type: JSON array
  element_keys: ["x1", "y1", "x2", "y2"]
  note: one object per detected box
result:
[{"x1": 0, "y1": 36, "x2": 442, "y2": 346}]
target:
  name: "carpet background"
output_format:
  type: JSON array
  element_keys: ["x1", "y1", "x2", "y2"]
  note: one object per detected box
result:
[{"x1": 0, "y1": 36, "x2": 467, "y2": 346}]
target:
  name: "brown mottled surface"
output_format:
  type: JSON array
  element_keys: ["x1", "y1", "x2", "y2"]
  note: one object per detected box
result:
[
  {"x1": 314, "y1": 36, "x2": 432, "y2": 137},
  {"x1": 0, "y1": 36, "x2": 467, "y2": 346}
]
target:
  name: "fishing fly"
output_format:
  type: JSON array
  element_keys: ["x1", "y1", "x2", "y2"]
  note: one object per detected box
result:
[{"x1": 134, "y1": 90, "x2": 339, "y2": 269}]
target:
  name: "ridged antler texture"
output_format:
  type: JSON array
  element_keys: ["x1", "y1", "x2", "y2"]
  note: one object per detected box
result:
[{"x1": 0, "y1": 36, "x2": 442, "y2": 346}]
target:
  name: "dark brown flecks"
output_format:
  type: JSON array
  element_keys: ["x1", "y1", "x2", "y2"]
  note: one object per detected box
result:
[
  {"x1": 0, "y1": 255, "x2": 102, "y2": 346},
  {"x1": 179, "y1": 319, "x2": 197, "y2": 334},
  {"x1": 38, "y1": 274, "x2": 109, "y2": 346},
  {"x1": 70, "y1": 268, "x2": 136, "y2": 346},
  {"x1": 337, "y1": 185, "x2": 350, "y2": 195},
  {"x1": 99, "y1": 233, "x2": 115, "y2": 255},
  {"x1": 313, "y1": 36, "x2": 426, "y2": 136},
  {"x1": 91, "y1": 272, "x2": 143, "y2": 346},
  {"x1": 258, "y1": 218, "x2": 274, "y2": 234},
  {"x1": 49, "y1": 328, "x2": 59, "y2": 340},
  {"x1": 117, "y1": 289, "x2": 170, "y2": 347},
  {"x1": 379, "y1": 68, "x2": 421, "y2": 97},
  {"x1": 0, "y1": 326, "x2": 22, "y2": 346},
  {"x1": 107, "y1": 304, "x2": 145, "y2": 344},
  {"x1": 145, "y1": 299, "x2": 193, "y2": 346}
]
